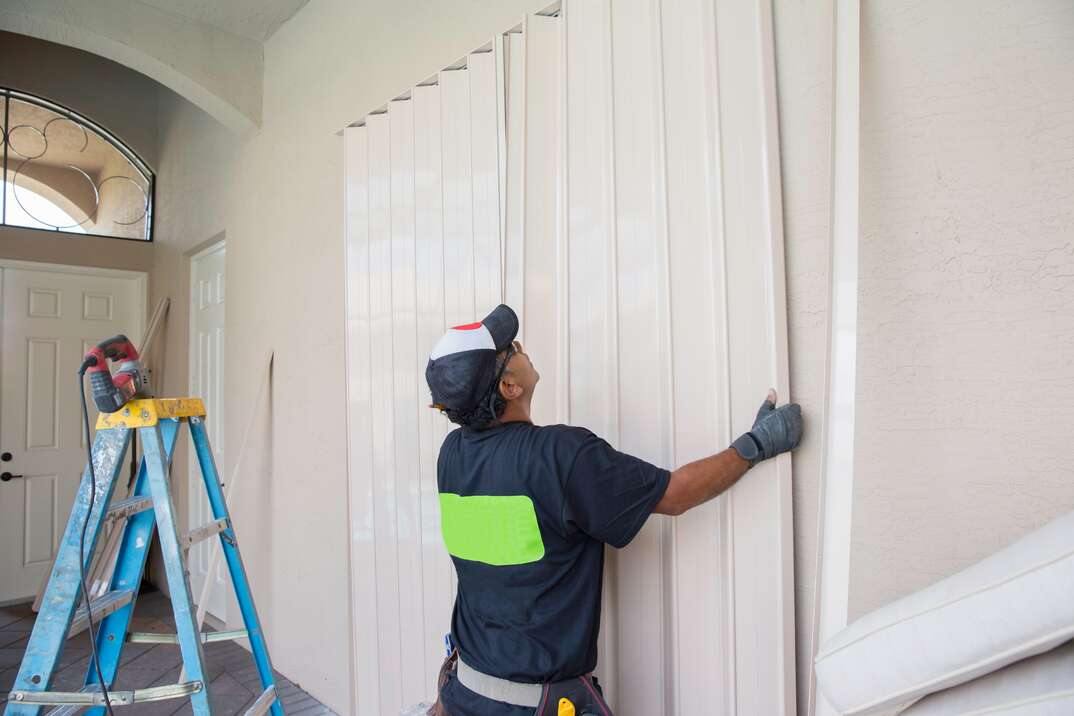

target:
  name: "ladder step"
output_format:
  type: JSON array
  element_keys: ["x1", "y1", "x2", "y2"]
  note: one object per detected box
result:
[
  {"x1": 105, "y1": 495, "x2": 154, "y2": 523},
  {"x1": 127, "y1": 629, "x2": 248, "y2": 644},
  {"x1": 244, "y1": 685, "x2": 278, "y2": 716},
  {"x1": 181, "y1": 517, "x2": 229, "y2": 549},
  {"x1": 68, "y1": 590, "x2": 135, "y2": 638},
  {"x1": 11, "y1": 680, "x2": 203, "y2": 706}
]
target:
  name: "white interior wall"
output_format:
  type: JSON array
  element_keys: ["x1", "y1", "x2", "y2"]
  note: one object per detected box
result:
[{"x1": 851, "y1": 0, "x2": 1074, "y2": 619}]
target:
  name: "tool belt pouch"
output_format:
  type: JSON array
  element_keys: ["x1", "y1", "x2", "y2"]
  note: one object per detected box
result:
[
  {"x1": 427, "y1": 651, "x2": 458, "y2": 716},
  {"x1": 537, "y1": 675, "x2": 614, "y2": 716}
]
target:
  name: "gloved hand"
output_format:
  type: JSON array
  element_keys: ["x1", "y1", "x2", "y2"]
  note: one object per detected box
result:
[{"x1": 730, "y1": 390, "x2": 803, "y2": 466}]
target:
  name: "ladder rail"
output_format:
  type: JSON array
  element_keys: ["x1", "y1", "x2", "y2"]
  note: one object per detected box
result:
[
  {"x1": 4, "y1": 429, "x2": 133, "y2": 716},
  {"x1": 189, "y1": 417, "x2": 283, "y2": 716},
  {"x1": 82, "y1": 419, "x2": 182, "y2": 715},
  {"x1": 134, "y1": 422, "x2": 215, "y2": 716}
]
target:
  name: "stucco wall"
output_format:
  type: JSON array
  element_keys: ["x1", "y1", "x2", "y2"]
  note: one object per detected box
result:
[
  {"x1": 0, "y1": 226, "x2": 153, "y2": 272},
  {"x1": 851, "y1": 0, "x2": 1074, "y2": 618}
]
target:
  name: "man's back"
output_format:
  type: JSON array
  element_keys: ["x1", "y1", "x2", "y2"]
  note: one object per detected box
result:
[{"x1": 437, "y1": 422, "x2": 670, "y2": 684}]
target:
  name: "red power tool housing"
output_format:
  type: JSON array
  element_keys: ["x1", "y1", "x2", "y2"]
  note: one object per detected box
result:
[{"x1": 80, "y1": 335, "x2": 151, "y2": 413}]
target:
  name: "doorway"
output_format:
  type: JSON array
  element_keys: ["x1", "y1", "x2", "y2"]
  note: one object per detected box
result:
[
  {"x1": 0, "y1": 260, "x2": 146, "y2": 605},
  {"x1": 188, "y1": 240, "x2": 227, "y2": 621}
]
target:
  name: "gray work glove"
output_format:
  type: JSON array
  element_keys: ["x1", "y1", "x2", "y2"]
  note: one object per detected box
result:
[{"x1": 730, "y1": 391, "x2": 803, "y2": 466}]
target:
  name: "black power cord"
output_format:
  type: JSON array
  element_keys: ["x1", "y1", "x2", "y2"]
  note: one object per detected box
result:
[{"x1": 77, "y1": 371, "x2": 116, "y2": 716}]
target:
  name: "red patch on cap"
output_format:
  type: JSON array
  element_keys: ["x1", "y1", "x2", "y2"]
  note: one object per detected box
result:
[{"x1": 452, "y1": 322, "x2": 483, "y2": 330}]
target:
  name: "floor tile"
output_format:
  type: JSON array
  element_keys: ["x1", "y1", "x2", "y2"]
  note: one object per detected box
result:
[{"x1": 0, "y1": 591, "x2": 336, "y2": 715}]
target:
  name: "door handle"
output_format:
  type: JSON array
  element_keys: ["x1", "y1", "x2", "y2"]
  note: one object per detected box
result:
[{"x1": 1, "y1": 472, "x2": 23, "y2": 482}]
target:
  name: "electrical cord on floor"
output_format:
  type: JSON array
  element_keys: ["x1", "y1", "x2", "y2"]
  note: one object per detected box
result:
[{"x1": 78, "y1": 372, "x2": 116, "y2": 716}]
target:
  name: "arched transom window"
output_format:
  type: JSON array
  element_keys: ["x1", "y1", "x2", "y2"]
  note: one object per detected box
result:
[{"x1": 0, "y1": 88, "x2": 154, "y2": 241}]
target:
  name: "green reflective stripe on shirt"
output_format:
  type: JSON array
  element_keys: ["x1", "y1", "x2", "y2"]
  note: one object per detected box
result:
[{"x1": 438, "y1": 493, "x2": 545, "y2": 566}]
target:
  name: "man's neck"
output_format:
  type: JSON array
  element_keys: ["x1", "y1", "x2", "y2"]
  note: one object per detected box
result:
[{"x1": 498, "y1": 400, "x2": 533, "y2": 425}]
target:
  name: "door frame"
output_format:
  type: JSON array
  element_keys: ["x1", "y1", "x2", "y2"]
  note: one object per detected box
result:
[
  {"x1": 0, "y1": 258, "x2": 148, "y2": 299},
  {"x1": 186, "y1": 238, "x2": 226, "y2": 620},
  {"x1": 186, "y1": 237, "x2": 226, "y2": 406}
]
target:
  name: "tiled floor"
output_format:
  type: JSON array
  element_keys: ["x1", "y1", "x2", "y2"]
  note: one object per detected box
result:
[{"x1": 0, "y1": 589, "x2": 336, "y2": 715}]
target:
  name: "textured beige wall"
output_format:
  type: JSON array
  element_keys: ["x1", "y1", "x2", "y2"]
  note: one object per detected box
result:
[
  {"x1": 0, "y1": 3, "x2": 262, "y2": 133},
  {"x1": 851, "y1": 0, "x2": 1074, "y2": 618},
  {"x1": 0, "y1": 225, "x2": 153, "y2": 272}
]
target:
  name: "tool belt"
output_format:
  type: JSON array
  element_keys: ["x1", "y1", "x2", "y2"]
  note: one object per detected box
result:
[{"x1": 430, "y1": 651, "x2": 615, "y2": 716}]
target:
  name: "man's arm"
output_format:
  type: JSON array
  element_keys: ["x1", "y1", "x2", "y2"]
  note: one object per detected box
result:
[
  {"x1": 654, "y1": 448, "x2": 749, "y2": 515},
  {"x1": 654, "y1": 390, "x2": 803, "y2": 516}
]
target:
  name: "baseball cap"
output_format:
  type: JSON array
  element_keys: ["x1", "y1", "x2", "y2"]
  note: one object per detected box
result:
[{"x1": 426, "y1": 304, "x2": 519, "y2": 413}]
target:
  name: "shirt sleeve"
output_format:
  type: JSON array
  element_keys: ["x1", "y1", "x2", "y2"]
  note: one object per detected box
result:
[{"x1": 561, "y1": 433, "x2": 671, "y2": 548}]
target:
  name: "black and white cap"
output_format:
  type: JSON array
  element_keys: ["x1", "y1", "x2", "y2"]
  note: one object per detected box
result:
[{"x1": 425, "y1": 304, "x2": 519, "y2": 414}]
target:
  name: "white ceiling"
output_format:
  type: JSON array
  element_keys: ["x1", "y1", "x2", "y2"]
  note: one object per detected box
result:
[{"x1": 136, "y1": 0, "x2": 311, "y2": 41}]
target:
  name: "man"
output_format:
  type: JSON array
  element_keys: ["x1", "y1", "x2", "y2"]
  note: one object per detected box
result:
[{"x1": 425, "y1": 305, "x2": 802, "y2": 715}]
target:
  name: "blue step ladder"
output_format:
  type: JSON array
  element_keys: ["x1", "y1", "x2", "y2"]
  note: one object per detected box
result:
[{"x1": 4, "y1": 398, "x2": 283, "y2": 716}]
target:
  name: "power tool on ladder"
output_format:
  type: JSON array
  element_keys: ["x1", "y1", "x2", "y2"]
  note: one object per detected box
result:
[
  {"x1": 3, "y1": 339, "x2": 283, "y2": 715},
  {"x1": 80, "y1": 335, "x2": 151, "y2": 413}
]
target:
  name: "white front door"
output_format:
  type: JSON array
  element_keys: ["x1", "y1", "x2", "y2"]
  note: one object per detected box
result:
[
  {"x1": 188, "y1": 241, "x2": 227, "y2": 621},
  {"x1": 0, "y1": 262, "x2": 146, "y2": 604}
]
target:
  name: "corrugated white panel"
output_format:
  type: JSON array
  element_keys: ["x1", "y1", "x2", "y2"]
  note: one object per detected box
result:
[
  {"x1": 366, "y1": 111, "x2": 405, "y2": 715},
  {"x1": 440, "y1": 68, "x2": 476, "y2": 327},
  {"x1": 345, "y1": 2, "x2": 794, "y2": 711},
  {"x1": 713, "y1": 1, "x2": 796, "y2": 712},
  {"x1": 562, "y1": 0, "x2": 621, "y2": 706},
  {"x1": 413, "y1": 82, "x2": 454, "y2": 701},
  {"x1": 344, "y1": 125, "x2": 377, "y2": 716},
  {"x1": 519, "y1": 13, "x2": 563, "y2": 425},
  {"x1": 503, "y1": 32, "x2": 526, "y2": 337},
  {"x1": 343, "y1": 126, "x2": 372, "y2": 714},
  {"x1": 388, "y1": 97, "x2": 426, "y2": 704},
  {"x1": 656, "y1": 0, "x2": 731, "y2": 711},
  {"x1": 606, "y1": 1, "x2": 676, "y2": 712},
  {"x1": 469, "y1": 50, "x2": 504, "y2": 315}
]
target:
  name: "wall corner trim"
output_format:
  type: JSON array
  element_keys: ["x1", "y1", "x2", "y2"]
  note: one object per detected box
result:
[{"x1": 811, "y1": 0, "x2": 860, "y2": 714}]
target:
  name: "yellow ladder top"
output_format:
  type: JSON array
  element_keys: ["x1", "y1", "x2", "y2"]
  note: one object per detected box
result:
[{"x1": 96, "y1": 398, "x2": 207, "y2": 430}]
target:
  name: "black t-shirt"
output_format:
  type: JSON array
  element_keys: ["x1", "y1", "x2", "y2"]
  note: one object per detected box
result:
[{"x1": 437, "y1": 421, "x2": 670, "y2": 709}]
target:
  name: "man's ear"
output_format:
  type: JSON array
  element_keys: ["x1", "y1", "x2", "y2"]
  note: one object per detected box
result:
[{"x1": 499, "y1": 374, "x2": 524, "y2": 401}]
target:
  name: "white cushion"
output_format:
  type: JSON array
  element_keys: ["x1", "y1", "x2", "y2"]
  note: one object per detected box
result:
[
  {"x1": 815, "y1": 510, "x2": 1074, "y2": 714},
  {"x1": 901, "y1": 639, "x2": 1074, "y2": 715}
]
